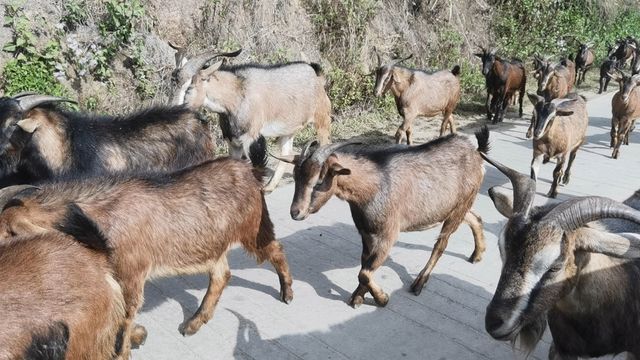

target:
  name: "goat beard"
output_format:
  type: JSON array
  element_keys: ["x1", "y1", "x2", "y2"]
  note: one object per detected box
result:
[{"x1": 510, "y1": 315, "x2": 547, "y2": 359}]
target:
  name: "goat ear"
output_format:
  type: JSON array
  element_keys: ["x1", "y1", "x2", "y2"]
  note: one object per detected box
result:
[
  {"x1": 201, "y1": 60, "x2": 224, "y2": 77},
  {"x1": 488, "y1": 186, "x2": 514, "y2": 218},
  {"x1": 16, "y1": 118, "x2": 40, "y2": 133},
  {"x1": 574, "y1": 227, "x2": 640, "y2": 258},
  {"x1": 552, "y1": 98, "x2": 578, "y2": 115},
  {"x1": 527, "y1": 93, "x2": 544, "y2": 106},
  {"x1": 13, "y1": 217, "x2": 48, "y2": 237},
  {"x1": 326, "y1": 155, "x2": 350, "y2": 176}
]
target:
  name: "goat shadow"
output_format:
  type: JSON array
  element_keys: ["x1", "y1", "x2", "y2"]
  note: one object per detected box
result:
[
  {"x1": 226, "y1": 273, "x2": 550, "y2": 360},
  {"x1": 139, "y1": 218, "x2": 505, "y2": 327}
]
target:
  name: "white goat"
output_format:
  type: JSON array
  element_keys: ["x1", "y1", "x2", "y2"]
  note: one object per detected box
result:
[{"x1": 170, "y1": 44, "x2": 331, "y2": 192}]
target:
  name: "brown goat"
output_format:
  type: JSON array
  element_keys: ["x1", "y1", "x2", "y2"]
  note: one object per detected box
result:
[
  {"x1": 527, "y1": 62, "x2": 576, "y2": 139},
  {"x1": 475, "y1": 48, "x2": 527, "y2": 124},
  {"x1": 575, "y1": 44, "x2": 595, "y2": 85},
  {"x1": 373, "y1": 52, "x2": 461, "y2": 144},
  {"x1": 528, "y1": 93, "x2": 588, "y2": 198},
  {"x1": 610, "y1": 71, "x2": 640, "y2": 159},
  {"x1": 274, "y1": 128, "x2": 488, "y2": 307},
  {"x1": 0, "y1": 232, "x2": 124, "y2": 359},
  {"x1": 0, "y1": 158, "x2": 293, "y2": 359}
]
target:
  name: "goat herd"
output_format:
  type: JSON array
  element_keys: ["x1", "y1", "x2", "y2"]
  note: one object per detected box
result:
[{"x1": 0, "y1": 36, "x2": 639, "y2": 360}]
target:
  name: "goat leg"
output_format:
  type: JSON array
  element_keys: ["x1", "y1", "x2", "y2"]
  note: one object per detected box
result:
[
  {"x1": 562, "y1": 147, "x2": 579, "y2": 185},
  {"x1": 531, "y1": 153, "x2": 544, "y2": 182},
  {"x1": 624, "y1": 120, "x2": 635, "y2": 145},
  {"x1": 463, "y1": 210, "x2": 485, "y2": 263},
  {"x1": 411, "y1": 217, "x2": 463, "y2": 295},
  {"x1": 258, "y1": 240, "x2": 294, "y2": 303},
  {"x1": 485, "y1": 92, "x2": 492, "y2": 122},
  {"x1": 396, "y1": 115, "x2": 415, "y2": 144},
  {"x1": 349, "y1": 233, "x2": 392, "y2": 307},
  {"x1": 610, "y1": 117, "x2": 619, "y2": 148},
  {"x1": 264, "y1": 136, "x2": 293, "y2": 192},
  {"x1": 115, "y1": 273, "x2": 146, "y2": 360},
  {"x1": 547, "y1": 159, "x2": 564, "y2": 198},
  {"x1": 180, "y1": 257, "x2": 231, "y2": 336}
]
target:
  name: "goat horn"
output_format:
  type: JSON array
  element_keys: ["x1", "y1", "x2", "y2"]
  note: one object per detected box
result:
[
  {"x1": 392, "y1": 54, "x2": 413, "y2": 66},
  {"x1": 11, "y1": 92, "x2": 38, "y2": 99},
  {"x1": 543, "y1": 196, "x2": 640, "y2": 232},
  {"x1": 181, "y1": 48, "x2": 243, "y2": 78},
  {"x1": 16, "y1": 95, "x2": 77, "y2": 112},
  {"x1": 267, "y1": 151, "x2": 297, "y2": 164},
  {"x1": 0, "y1": 185, "x2": 39, "y2": 211},
  {"x1": 310, "y1": 141, "x2": 363, "y2": 163},
  {"x1": 373, "y1": 46, "x2": 382, "y2": 67},
  {"x1": 479, "y1": 153, "x2": 536, "y2": 217},
  {"x1": 168, "y1": 41, "x2": 182, "y2": 51},
  {"x1": 300, "y1": 140, "x2": 320, "y2": 160}
]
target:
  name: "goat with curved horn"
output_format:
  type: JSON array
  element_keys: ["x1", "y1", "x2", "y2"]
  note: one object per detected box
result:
[
  {"x1": 180, "y1": 48, "x2": 243, "y2": 79},
  {"x1": 309, "y1": 140, "x2": 363, "y2": 163},
  {"x1": 16, "y1": 95, "x2": 77, "y2": 113},
  {"x1": 391, "y1": 54, "x2": 413, "y2": 66},
  {"x1": 543, "y1": 196, "x2": 640, "y2": 232},
  {"x1": 480, "y1": 153, "x2": 536, "y2": 217},
  {"x1": 11, "y1": 92, "x2": 38, "y2": 99}
]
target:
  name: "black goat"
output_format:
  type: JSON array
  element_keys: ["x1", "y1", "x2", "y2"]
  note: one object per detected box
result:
[{"x1": 0, "y1": 94, "x2": 216, "y2": 186}]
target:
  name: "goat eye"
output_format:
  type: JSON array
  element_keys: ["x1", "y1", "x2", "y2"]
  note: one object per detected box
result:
[{"x1": 549, "y1": 262, "x2": 563, "y2": 273}]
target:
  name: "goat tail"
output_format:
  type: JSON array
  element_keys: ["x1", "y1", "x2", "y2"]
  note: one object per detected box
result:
[
  {"x1": 309, "y1": 63, "x2": 324, "y2": 77},
  {"x1": 249, "y1": 135, "x2": 268, "y2": 170},
  {"x1": 451, "y1": 65, "x2": 461, "y2": 77},
  {"x1": 475, "y1": 125, "x2": 490, "y2": 154},
  {"x1": 56, "y1": 203, "x2": 110, "y2": 253}
]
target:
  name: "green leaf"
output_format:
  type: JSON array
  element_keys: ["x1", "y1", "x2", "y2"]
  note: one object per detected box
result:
[{"x1": 2, "y1": 44, "x2": 17, "y2": 52}]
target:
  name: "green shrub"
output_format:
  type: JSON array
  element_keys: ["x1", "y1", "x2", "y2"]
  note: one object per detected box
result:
[
  {"x1": 1, "y1": 3, "x2": 68, "y2": 96},
  {"x1": 493, "y1": 0, "x2": 640, "y2": 61},
  {"x1": 2, "y1": 59, "x2": 67, "y2": 97}
]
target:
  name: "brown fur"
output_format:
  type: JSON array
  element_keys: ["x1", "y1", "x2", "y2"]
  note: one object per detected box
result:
[
  {"x1": 0, "y1": 233, "x2": 124, "y2": 359},
  {"x1": 610, "y1": 75, "x2": 640, "y2": 159},
  {"x1": 374, "y1": 65, "x2": 461, "y2": 144},
  {"x1": 0, "y1": 158, "x2": 293, "y2": 359},
  {"x1": 289, "y1": 132, "x2": 487, "y2": 307},
  {"x1": 475, "y1": 49, "x2": 527, "y2": 124},
  {"x1": 529, "y1": 94, "x2": 588, "y2": 198}
]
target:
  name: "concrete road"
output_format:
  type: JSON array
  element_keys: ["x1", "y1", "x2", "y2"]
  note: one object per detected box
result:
[{"x1": 132, "y1": 92, "x2": 639, "y2": 360}]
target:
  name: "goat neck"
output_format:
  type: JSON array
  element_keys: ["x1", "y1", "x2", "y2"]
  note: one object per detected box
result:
[
  {"x1": 199, "y1": 71, "x2": 243, "y2": 113},
  {"x1": 332, "y1": 154, "x2": 381, "y2": 205},
  {"x1": 387, "y1": 67, "x2": 413, "y2": 98}
]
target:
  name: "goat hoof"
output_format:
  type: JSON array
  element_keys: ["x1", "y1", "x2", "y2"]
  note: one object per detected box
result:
[
  {"x1": 374, "y1": 292, "x2": 389, "y2": 307},
  {"x1": 468, "y1": 252, "x2": 483, "y2": 264},
  {"x1": 348, "y1": 294, "x2": 364, "y2": 308},
  {"x1": 281, "y1": 288, "x2": 294, "y2": 304},
  {"x1": 130, "y1": 324, "x2": 148, "y2": 347},
  {"x1": 546, "y1": 191, "x2": 557, "y2": 199},
  {"x1": 410, "y1": 277, "x2": 427, "y2": 296},
  {"x1": 179, "y1": 319, "x2": 204, "y2": 337}
]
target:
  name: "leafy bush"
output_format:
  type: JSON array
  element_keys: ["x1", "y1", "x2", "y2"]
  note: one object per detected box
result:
[
  {"x1": 1, "y1": 3, "x2": 68, "y2": 96},
  {"x1": 2, "y1": 59, "x2": 67, "y2": 96},
  {"x1": 493, "y1": 0, "x2": 640, "y2": 61}
]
